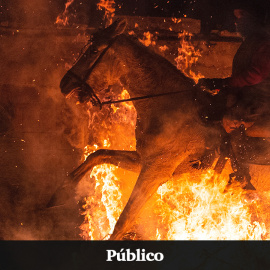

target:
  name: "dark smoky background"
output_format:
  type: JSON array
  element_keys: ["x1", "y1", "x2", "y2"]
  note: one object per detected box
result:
[
  {"x1": 0, "y1": 0, "x2": 140, "y2": 240},
  {"x1": 0, "y1": 0, "x2": 99, "y2": 240}
]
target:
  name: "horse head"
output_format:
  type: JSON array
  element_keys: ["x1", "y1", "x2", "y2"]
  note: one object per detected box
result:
[{"x1": 60, "y1": 19, "x2": 127, "y2": 105}]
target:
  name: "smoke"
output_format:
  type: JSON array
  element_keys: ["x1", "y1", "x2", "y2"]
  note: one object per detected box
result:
[{"x1": 0, "y1": 0, "x2": 97, "y2": 239}]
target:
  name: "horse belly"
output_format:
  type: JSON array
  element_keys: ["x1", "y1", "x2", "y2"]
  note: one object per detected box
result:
[{"x1": 136, "y1": 118, "x2": 207, "y2": 165}]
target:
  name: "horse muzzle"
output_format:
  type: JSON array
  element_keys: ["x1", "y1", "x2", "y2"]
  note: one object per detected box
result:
[{"x1": 60, "y1": 73, "x2": 82, "y2": 98}]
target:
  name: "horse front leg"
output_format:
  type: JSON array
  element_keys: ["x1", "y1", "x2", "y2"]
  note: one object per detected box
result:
[
  {"x1": 109, "y1": 160, "x2": 176, "y2": 240},
  {"x1": 70, "y1": 149, "x2": 141, "y2": 183},
  {"x1": 47, "y1": 150, "x2": 141, "y2": 208}
]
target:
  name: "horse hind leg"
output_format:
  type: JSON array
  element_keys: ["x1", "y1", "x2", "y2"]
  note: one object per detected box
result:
[
  {"x1": 46, "y1": 150, "x2": 141, "y2": 208},
  {"x1": 109, "y1": 160, "x2": 177, "y2": 240}
]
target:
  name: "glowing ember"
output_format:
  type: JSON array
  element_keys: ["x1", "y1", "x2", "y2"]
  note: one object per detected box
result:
[
  {"x1": 172, "y1": 18, "x2": 182, "y2": 24},
  {"x1": 159, "y1": 45, "x2": 169, "y2": 52}
]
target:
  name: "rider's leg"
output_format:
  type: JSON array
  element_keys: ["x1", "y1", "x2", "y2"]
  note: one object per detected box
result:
[{"x1": 109, "y1": 158, "x2": 177, "y2": 240}]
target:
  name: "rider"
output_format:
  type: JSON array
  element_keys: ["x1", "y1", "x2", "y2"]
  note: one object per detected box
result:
[
  {"x1": 196, "y1": 2, "x2": 270, "y2": 188},
  {"x1": 199, "y1": 1, "x2": 270, "y2": 136}
]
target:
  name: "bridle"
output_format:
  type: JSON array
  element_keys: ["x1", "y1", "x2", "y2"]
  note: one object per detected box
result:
[
  {"x1": 65, "y1": 35, "x2": 195, "y2": 109},
  {"x1": 65, "y1": 37, "x2": 116, "y2": 108}
]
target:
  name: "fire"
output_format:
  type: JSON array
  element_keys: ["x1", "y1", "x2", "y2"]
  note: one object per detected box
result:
[
  {"x1": 138, "y1": 29, "x2": 202, "y2": 83},
  {"x1": 80, "y1": 88, "x2": 136, "y2": 240},
  {"x1": 155, "y1": 170, "x2": 267, "y2": 240},
  {"x1": 55, "y1": 0, "x2": 75, "y2": 26},
  {"x1": 80, "y1": 140, "x2": 123, "y2": 240},
  {"x1": 97, "y1": 0, "x2": 116, "y2": 26},
  {"x1": 80, "y1": 150, "x2": 270, "y2": 240},
  {"x1": 175, "y1": 31, "x2": 204, "y2": 83},
  {"x1": 79, "y1": 91, "x2": 270, "y2": 240},
  {"x1": 139, "y1": 32, "x2": 157, "y2": 47}
]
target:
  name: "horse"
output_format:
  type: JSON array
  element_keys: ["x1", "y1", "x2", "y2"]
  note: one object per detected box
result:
[{"x1": 57, "y1": 19, "x2": 233, "y2": 240}]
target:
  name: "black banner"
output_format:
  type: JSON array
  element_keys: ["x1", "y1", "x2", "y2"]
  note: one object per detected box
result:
[{"x1": 1, "y1": 241, "x2": 270, "y2": 270}]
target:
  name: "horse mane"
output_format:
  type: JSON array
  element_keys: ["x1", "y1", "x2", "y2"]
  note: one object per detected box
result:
[
  {"x1": 104, "y1": 33, "x2": 196, "y2": 100},
  {"x1": 123, "y1": 34, "x2": 195, "y2": 82}
]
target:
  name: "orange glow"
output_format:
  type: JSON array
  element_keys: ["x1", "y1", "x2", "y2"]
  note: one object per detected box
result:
[
  {"x1": 55, "y1": 0, "x2": 75, "y2": 26},
  {"x1": 97, "y1": 0, "x2": 116, "y2": 25},
  {"x1": 155, "y1": 170, "x2": 267, "y2": 240},
  {"x1": 139, "y1": 32, "x2": 157, "y2": 47},
  {"x1": 172, "y1": 18, "x2": 182, "y2": 24},
  {"x1": 159, "y1": 45, "x2": 169, "y2": 52},
  {"x1": 175, "y1": 31, "x2": 204, "y2": 83},
  {"x1": 79, "y1": 87, "x2": 270, "y2": 240}
]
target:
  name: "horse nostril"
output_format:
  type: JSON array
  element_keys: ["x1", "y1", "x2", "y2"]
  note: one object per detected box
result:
[{"x1": 60, "y1": 76, "x2": 68, "y2": 90}]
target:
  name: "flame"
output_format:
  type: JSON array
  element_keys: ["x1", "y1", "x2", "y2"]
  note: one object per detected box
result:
[
  {"x1": 80, "y1": 140, "x2": 123, "y2": 240},
  {"x1": 155, "y1": 170, "x2": 267, "y2": 240},
  {"x1": 83, "y1": 144, "x2": 98, "y2": 161},
  {"x1": 55, "y1": 0, "x2": 75, "y2": 26},
  {"x1": 139, "y1": 32, "x2": 157, "y2": 47},
  {"x1": 79, "y1": 90, "x2": 270, "y2": 240},
  {"x1": 97, "y1": 0, "x2": 116, "y2": 26},
  {"x1": 175, "y1": 31, "x2": 204, "y2": 83},
  {"x1": 138, "y1": 29, "x2": 202, "y2": 83},
  {"x1": 80, "y1": 88, "x2": 136, "y2": 240},
  {"x1": 159, "y1": 45, "x2": 169, "y2": 52}
]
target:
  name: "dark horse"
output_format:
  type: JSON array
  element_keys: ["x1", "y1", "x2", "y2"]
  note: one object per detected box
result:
[{"x1": 58, "y1": 19, "x2": 258, "y2": 240}]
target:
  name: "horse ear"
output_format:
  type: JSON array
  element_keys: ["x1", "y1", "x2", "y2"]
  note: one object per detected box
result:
[
  {"x1": 112, "y1": 18, "x2": 127, "y2": 36},
  {"x1": 105, "y1": 19, "x2": 127, "y2": 38},
  {"x1": 91, "y1": 19, "x2": 127, "y2": 47}
]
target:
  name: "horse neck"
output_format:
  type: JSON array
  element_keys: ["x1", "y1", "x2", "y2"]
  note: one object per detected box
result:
[{"x1": 108, "y1": 34, "x2": 195, "y2": 98}]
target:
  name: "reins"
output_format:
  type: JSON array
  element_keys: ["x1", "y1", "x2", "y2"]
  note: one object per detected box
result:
[
  {"x1": 66, "y1": 35, "x2": 195, "y2": 109},
  {"x1": 101, "y1": 89, "x2": 192, "y2": 106}
]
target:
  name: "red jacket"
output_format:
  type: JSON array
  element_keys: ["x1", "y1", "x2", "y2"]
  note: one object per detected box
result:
[{"x1": 228, "y1": 30, "x2": 270, "y2": 96}]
